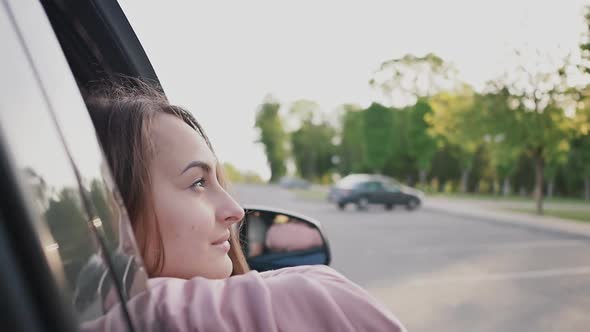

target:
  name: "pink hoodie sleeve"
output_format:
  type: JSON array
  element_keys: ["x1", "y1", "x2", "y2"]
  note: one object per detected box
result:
[{"x1": 82, "y1": 265, "x2": 406, "y2": 332}]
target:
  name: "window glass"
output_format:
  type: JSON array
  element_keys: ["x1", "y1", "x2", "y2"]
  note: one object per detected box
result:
[
  {"x1": 0, "y1": 6, "x2": 136, "y2": 327},
  {"x1": 9, "y1": 0, "x2": 150, "y2": 310}
]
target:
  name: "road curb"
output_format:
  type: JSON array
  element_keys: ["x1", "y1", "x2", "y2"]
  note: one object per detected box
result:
[{"x1": 423, "y1": 199, "x2": 590, "y2": 240}]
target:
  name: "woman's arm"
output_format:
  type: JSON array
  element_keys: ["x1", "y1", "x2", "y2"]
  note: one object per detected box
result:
[
  {"x1": 82, "y1": 265, "x2": 406, "y2": 332},
  {"x1": 259, "y1": 265, "x2": 405, "y2": 331}
]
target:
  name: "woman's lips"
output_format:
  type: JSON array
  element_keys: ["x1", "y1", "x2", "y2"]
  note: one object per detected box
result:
[
  {"x1": 212, "y1": 240, "x2": 230, "y2": 252},
  {"x1": 212, "y1": 232, "x2": 230, "y2": 245},
  {"x1": 212, "y1": 232, "x2": 231, "y2": 252}
]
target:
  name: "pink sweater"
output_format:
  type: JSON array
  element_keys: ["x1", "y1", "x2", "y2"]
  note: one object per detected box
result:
[{"x1": 82, "y1": 265, "x2": 406, "y2": 331}]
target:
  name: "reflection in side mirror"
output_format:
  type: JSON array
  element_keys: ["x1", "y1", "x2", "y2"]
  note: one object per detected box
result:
[{"x1": 241, "y1": 206, "x2": 331, "y2": 272}]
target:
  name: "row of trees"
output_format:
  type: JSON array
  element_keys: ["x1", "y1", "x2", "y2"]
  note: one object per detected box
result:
[{"x1": 255, "y1": 8, "x2": 590, "y2": 214}]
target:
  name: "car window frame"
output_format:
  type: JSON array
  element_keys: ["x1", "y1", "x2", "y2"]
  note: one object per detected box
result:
[{"x1": 1, "y1": 0, "x2": 149, "y2": 330}]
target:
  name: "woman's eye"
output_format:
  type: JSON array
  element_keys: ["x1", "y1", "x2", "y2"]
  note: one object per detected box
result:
[{"x1": 190, "y1": 178, "x2": 206, "y2": 191}]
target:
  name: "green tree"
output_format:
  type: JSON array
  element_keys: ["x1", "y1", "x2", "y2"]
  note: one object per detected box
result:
[
  {"x1": 429, "y1": 147, "x2": 462, "y2": 192},
  {"x1": 568, "y1": 135, "x2": 590, "y2": 199},
  {"x1": 45, "y1": 188, "x2": 95, "y2": 285},
  {"x1": 363, "y1": 103, "x2": 394, "y2": 173},
  {"x1": 567, "y1": 86, "x2": 590, "y2": 199},
  {"x1": 544, "y1": 141, "x2": 570, "y2": 198},
  {"x1": 572, "y1": 7, "x2": 590, "y2": 199},
  {"x1": 290, "y1": 120, "x2": 336, "y2": 181},
  {"x1": 380, "y1": 106, "x2": 414, "y2": 183},
  {"x1": 406, "y1": 99, "x2": 438, "y2": 186},
  {"x1": 286, "y1": 99, "x2": 337, "y2": 181},
  {"x1": 484, "y1": 50, "x2": 576, "y2": 214},
  {"x1": 223, "y1": 162, "x2": 264, "y2": 184},
  {"x1": 579, "y1": 5, "x2": 590, "y2": 75},
  {"x1": 477, "y1": 90, "x2": 523, "y2": 196},
  {"x1": 428, "y1": 87, "x2": 482, "y2": 193},
  {"x1": 337, "y1": 104, "x2": 366, "y2": 175},
  {"x1": 369, "y1": 53, "x2": 456, "y2": 184},
  {"x1": 88, "y1": 179, "x2": 116, "y2": 247},
  {"x1": 288, "y1": 99, "x2": 320, "y2": 127},
  {"x1": 370, "y1": 53, "x2": 459, "y2": 107},
  {"x1": 487, "y1": 139, "x2": 521, "y2": 196},
  {"x1": 254, "y1": 97, "x2": 288, "y2": 182}
]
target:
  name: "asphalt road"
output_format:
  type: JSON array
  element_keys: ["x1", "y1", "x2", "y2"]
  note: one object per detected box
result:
[{"x1": 234, "y1": 184, "x2": 590, "y2": 332}]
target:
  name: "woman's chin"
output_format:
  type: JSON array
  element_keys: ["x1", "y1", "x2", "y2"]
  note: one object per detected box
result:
[{"x1": 207, "y1": 254, "x2": 233, "y2": 279}]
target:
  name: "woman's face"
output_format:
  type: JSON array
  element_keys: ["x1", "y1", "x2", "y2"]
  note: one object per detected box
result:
[{"x1": 145, "y1": 114, "x2": 244, "y2": 279}]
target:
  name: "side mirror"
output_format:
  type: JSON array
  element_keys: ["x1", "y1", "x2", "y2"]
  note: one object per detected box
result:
[{"x1": 240, "y1": 205, "x2": 331, "y2": 272}]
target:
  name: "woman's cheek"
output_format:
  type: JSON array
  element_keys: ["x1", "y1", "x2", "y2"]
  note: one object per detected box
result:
[{"x1": 175, "y1": 203, "x2": 211, "y2": 234}]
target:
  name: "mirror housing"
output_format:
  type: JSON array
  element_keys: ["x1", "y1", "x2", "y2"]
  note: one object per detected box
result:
[{"x1": 240, "y1": 205, "x2": 331, "y2": 272}]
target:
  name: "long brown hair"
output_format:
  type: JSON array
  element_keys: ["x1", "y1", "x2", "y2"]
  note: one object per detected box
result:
[{"x1": 85, "y1": 79, "x2": 249, "y2": 277}]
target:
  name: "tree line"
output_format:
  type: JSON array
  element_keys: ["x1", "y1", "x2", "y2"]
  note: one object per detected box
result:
[{"x1": 255, "y1": 8, "x2": 590, "y2": 214}]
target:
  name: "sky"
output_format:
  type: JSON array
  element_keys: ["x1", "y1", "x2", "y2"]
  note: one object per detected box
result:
[{"x1": 120, "y1": 0, "x2": 589, "y2": 180}]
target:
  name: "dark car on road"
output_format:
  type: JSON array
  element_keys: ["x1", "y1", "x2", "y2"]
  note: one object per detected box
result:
[
  {"x1": 279, "y1": 176, "x2": 311, "y2": 189},
  {"x1": 328, "y1": 174, "x2": 424, "y2": 211}
]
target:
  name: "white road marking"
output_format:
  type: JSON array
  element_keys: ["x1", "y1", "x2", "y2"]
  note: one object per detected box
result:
[
  {"x1": 386, "y1": 240, "x2": 590, "y2": 256},
  {"x1": 406, "y1": 266, "x2": 590, "y2": 286}
]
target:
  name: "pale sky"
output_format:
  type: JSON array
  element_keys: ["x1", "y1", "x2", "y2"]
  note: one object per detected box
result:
[{"x1": 120, "y1": 0, "x2": 588, "y2": 180}]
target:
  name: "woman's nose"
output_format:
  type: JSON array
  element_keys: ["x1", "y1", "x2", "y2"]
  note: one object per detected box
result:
[{"x1": 215, "y1": 188, "x2": 245, "y2": 226}]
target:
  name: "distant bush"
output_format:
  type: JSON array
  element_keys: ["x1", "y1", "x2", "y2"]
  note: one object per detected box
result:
[{"x1": 223, "y1": 163, "x2": 264, "y2": 184}]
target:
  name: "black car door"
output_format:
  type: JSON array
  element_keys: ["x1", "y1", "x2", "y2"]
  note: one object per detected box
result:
[
  {"x1": 365, "y1": 181, "x2": 385, "y2": 203},
  {"x1": 384, "y1": 183, "x2": 405, "y2": 204}
]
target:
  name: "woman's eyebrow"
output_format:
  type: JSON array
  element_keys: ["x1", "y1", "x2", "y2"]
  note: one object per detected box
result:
[{"x1": 179, "y1": 160, "x2": 212, "y2": 175}]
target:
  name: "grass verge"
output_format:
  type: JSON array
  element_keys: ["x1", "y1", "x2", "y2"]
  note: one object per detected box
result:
[
  {"x1": 433, "y1": 193, "x2": 587, "y2": 204},
  {"x1": 507, "y1": 208, "x2": 590, "y2": 223},
  {"x1": 290, "y1": 188, "x2": 327, "y2": 201}
]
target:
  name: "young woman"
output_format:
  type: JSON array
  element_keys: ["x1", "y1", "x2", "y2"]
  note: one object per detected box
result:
[{"x1": 82, "y1": 81, "x2": 406, "y2": 331}]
